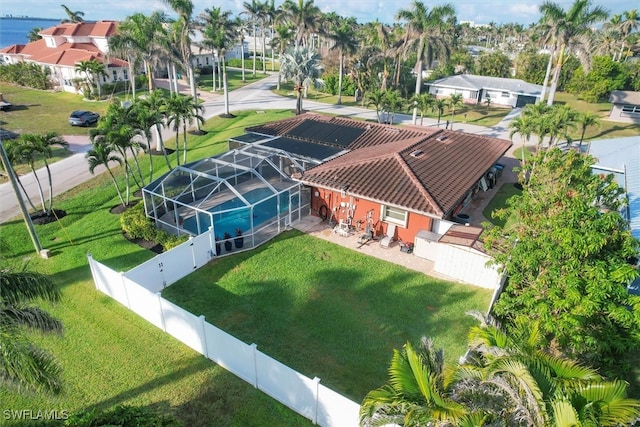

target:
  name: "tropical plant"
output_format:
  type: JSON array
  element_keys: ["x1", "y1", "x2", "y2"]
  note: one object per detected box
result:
[
  {"x1": 364, "y1": 89, "x2": 385, "y2": 123},
  {"x1": 432, "y1": 98, "x2": 447, "y2": 126},
  {"x1": 27, "y1": 27, "x2": 43, "y2": 42},
  {"x1": 483, "y1": 148, "x2": 640, "y2": 369},
  {"x1": 272, "y1": 23, "x2": 295, "y2": 90},
  {"x1": 395, "y1": 1, "x2": 456, "y2": 124},
  {"x1": 0, "y1": 270, "x2": 63, "y2": 393},
  {"x1": 243, "y1": 0, "x2": 262, "y2": 78},
  {"x1": 447, "y1": 93, "x2": 463, "y2": 130},
  {"x1": 1, "y1": 140, "x2": 40, "y2": 213},
  {"x1": 575, "y1": 110, "x2": 601, "y2": 148},
  {"x1": 18, "y1": 132, "x2": 69, "y2": 215},
  {"x1": 74, "y1": 59, "x2": 106, "y2": 99},
  {"x1": 281, "y1": 0, "x2": 322, "y2": 48},
  {"x1": 165, "y1": 93, "x2": 204, "y2": 164},
  {"x1": 86, "y1": 133, "x2": 125, "y2": 206},
  {"x1": 279, "y1": 46, "x2": 323, "y2": 115},
  {"x1": 139, "y1": 90, "x2": 172, "y2": 169},
  {"x1": 538, "y1": 0, "x2": 609, "y2": 105},
  {"x1": 409, "y1": 94, "x2": 435, "y2": 126},
  {"x1": 328, "y1": 22, "x2": 358, "y2": 105},
  {"x1": 509, "y1": 115, "x2": 534, "y2": 165},
  {"x1": 383, "y1": 90, "x2": 405, "y2": 124},
  {"x1": 60, "y1": 4, "x2": 84, "y2": 23}
]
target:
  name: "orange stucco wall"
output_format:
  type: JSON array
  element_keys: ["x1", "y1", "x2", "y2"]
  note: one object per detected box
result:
[{"x1": 310, "y1": 187, "x2": 433, "y2": 242}]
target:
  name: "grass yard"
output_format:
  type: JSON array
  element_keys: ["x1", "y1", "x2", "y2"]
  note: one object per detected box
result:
[
  {"x1": 482, "y1": 182, "x2": 523, "y2": 228},
  {"x1": 1, "y1": 109, "x2": 319, "y2": 426},
  {"x1": 198, "y1": 69, "x2": 268, "y2": 92},
  {"x1": 162, "y1": 231, "x2": 492, "y2": 402}
]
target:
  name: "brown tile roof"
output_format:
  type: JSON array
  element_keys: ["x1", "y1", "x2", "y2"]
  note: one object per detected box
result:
[
  {"x1": 38, "y1": 21, "x2": 119, "y2": 38},
  {"x1": 281, "y1": 114, "x2": 511, "y2": 218}
]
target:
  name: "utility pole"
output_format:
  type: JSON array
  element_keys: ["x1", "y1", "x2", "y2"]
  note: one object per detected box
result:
[{"x1": 0, "y1": 138, "x2": 45, "y2": 256}]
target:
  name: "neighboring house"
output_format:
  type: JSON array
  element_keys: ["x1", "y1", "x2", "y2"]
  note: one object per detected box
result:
[
  {"x1": 427, "y1": 74, "x2": 542, "y2": 108},
  {"x1": 588, "y1": 136, "x2": 640, "y2": 294},
  {"x1": 608, "y1": 90, "x2": 640, "y2": 124},
  {"x1": 0, "y1": 21, "x2": 128, "y2": 94}
]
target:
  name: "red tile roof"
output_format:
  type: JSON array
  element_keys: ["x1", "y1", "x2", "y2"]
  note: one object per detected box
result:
[
  {"x1": 260, "y1": 114, "x2": 512, "y2": 218},
  {"x1": 0, "y1": 22, "x2": 125, "y2": 68}
]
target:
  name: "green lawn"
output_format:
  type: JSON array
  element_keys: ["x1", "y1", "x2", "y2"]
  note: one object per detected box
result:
[
  {"x1": 482, "y1": 183, "x2": 523, "y2": 228},
  {"x1": 198, "y1": 69, "x2": 269, "y2": 92},
  {"x1": 1, "y1": 110, "x2": 316, "y2": 426},
  {"x1": 162, "y1": 230, "x2": 492, "y2": 402}
]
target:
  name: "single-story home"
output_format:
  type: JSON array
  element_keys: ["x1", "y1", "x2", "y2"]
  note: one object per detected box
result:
[
  {"x1": 246, "y1": 113, "x2": 512, "y2": 245},
  {"x1": 0, "y1": 21, "x2": 128, "y2": 93},
  {"x1": 427, "y1": 74, "x2": 543, "y2": 108},
  {"x1": 608, "y1": 90, "x2": 640, "y2": 124}
]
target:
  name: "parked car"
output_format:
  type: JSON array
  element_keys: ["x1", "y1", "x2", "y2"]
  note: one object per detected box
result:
[{"x1": 69, "y1": 110, "x2": 99, "y2": 126}]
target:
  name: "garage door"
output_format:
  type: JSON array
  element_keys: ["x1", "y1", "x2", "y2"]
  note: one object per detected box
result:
[{"x1": 516, "y1": 95, "x2": 537, "y2": 107}]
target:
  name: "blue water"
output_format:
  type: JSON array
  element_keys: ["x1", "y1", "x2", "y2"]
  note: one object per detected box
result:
[
  {"x1": 182, "y1": 188, "x2": 299, "y2": 237},
  {"x1": 0, "y1": 18, "x2": 60, "y2": 47}
]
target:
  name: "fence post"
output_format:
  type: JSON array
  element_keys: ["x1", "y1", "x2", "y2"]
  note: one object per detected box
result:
[
  {"x1": 251, "y1": 343, "x2": 258, "y2": 388},
  {"x1": 87, "y1": 254, "x2": 99, "y2": 290},
  {"x1": 120, "y1": 272, "x2": 131, "y2": 309},
  {"x1": 157, "y1": 293, "x2": 167, "y2": 332},
  {"x1": 313, "y1": 376, "x2": 320, "y2": 425},
  {"x1": 199, "y1": 315, "x2": 208, "y2": 359}
]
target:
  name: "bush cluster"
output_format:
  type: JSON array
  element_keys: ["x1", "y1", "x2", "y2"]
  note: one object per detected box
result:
[
  {"x1": 63, "y1": 404, "x2": 181, "y2": 426},
  {"x1": 227, "y1": 58, "x2": 264, "y2": 70},
  {"x1": 0, "y1": 62, "x2": 51, "y2": 89},
  {"x1": 322, "y1": 74, "x2": 357, "y2": 96},
  {"x1": 101, "y1": 75, "x2": 146, "y2": 96},
  {"x1": 120, "y1": 202, "x2": 188, "y2": 252}
]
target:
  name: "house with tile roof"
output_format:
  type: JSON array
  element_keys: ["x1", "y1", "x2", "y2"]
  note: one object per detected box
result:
[
  {"x1": 427, "y1": 74, "x2": 543, "y2": 108},
  {"x1": 608, "y1": 90, "x2": 640, "y2": 124},
  {"x1": 244, "y1": 113, "x2": 512, "y2": 245},
  {"x1": 0, "y1": 21, "x2": 128, "y2": 94}
]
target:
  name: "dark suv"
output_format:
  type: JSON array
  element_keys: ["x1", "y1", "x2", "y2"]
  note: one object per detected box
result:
[{"x1": 69, "y1": 110, "x2": 99, "y2": 126}]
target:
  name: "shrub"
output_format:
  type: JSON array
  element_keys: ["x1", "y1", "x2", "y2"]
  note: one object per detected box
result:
[
  {"x1": 155, "y1": 230, "x2": 189, "y2": 251},
  {"x1": 0, "y1": 62, "x2": 51, "y2": 89},
  {"x1": 101, "y1": 76, "x2": 145, "y2": 96},
  {"x1": 64, "y1": 404, "x2": 181, "y2": 426},
  {"x1": 120, "y1": 202, "x2": 157, "y2": 241},
  {"x1": 227, "y1": 58, "x2": 263, "y2": 70}
]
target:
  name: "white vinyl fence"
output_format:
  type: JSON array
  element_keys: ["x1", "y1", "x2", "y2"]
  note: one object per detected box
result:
[{"x1": 87, "y1": 231, "x2": 360, "y2": 426}]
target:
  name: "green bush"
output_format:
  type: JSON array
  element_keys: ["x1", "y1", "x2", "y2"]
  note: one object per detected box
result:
[
  {"x1": 156, "y1": 229, "x2": 189, "y2": 251},
  {"x1": 227, "y1": 58, "x2": 263, "y2": 70},
  {"x1": 322, "y1": 74, "x2": 356, "y2": 96},
  {"x1": 120, "y1": 202, "x2": 157, "y2": 241},
  {"x1": 0, "y1": 62, "x2": 51, "y2": 89},
  {"x1": 101, "y1": 75, "x2": 145, "y2": 96},
  {"x1": 64, "y1": 405, "x2": 181, "y2": 427}
]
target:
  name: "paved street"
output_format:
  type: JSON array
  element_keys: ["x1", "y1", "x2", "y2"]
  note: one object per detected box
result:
[{"x1": 0, "y1": 74, "x2": 523, "y2": 224}]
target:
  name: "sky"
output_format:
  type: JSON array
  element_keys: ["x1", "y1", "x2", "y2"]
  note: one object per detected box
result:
[{"x1": 0, "y1": 0, "x2": 635, "y2": 27}]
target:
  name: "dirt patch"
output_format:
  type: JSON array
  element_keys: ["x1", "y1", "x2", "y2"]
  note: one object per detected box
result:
[
  {"x1": 123, "y1": 233, "x2": 163, "y2": 254},
  {"x1": 31, "y1": 209, "x2": 67, "y2": 225},
  {"x1": 110, "y1": 201, "x2": 138, "y2": 215}
]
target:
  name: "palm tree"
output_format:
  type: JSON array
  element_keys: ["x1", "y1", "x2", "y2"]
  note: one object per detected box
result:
[
  {"x1": 272, "y1": 23, "x2": 294, "y2": 90},
  {"x1": 360, "y1": 338, "x2": 469, "y2": 426},
  {"x1": 21, "y1": 132, "x2": 69, "y2": 214},
  {"x1": 236, "y1": 18, "x2": 249, "y2": 82},
  {"x1": 74, "y1": 59, "x2": 105, "y2": 99},
  {"x1": 618, "y1": 9, "x2": 640, "y2": 61},
  {"x1": 111, "y1": 12, "x2": 167, "y2": 94},
  {"x1": 509, "y1": 115, "x2": 534, "y2": 165},
  {"x1": 432, "y1": 98, "x2": 447, "y2": 127},
  {"x1": 165, "y1": 94, "x2": 204, "y2": 164},
  {"x1": 279, "y1": 46, "x2": 322, "y2": 115},
  {"x1": 538, "y1": 0, "x2": 609, "y2": 105},
  {"x1": 575, "y1": 110, "x2": 601, "y2": 148},
  {"x1": 138, "y1": 90, "x2": 172, "y2": 170},
  {"x1": 199, "y1": 7, "x2": 238, "y2": 117},
  {"x1": 243, "y1": 0, "x2": 262, "y2": 78},
  {"x1": 328, "y1": 23, "x2": 358, "y2": 105},
  {"x1": 27, "y1": 27, "x2": 43, "y2": 42},
  {"x1": 411, "y1": 93, "x2": 435, "y2": 126},
  {"x1": 281, "y1": 0, "x2": 322, "y2": 48},
  {"x1": 364, "y1": 89, "x2": 386, "y2": 123},
  {"x1": 0, "y1": 270, "x2": 63, "y2": 394},
  {"x1": 383, "y1": 90, "x2": 405, "y2": 124},
  {"x1": 1, "y1": 140, "x2": 40, "y2": 213},
  {"x1": 60, "y1": 4, "x2": 84, "y2": 23},
  {"x1": 447, "y1": 93, "x2": 463, "y2": 130},
  {"x1": 86, "y1": 136, "x2": 125, "y2": 206},
  {"x1": 12, "y1": 137, "x2": 47, "y2": 213},
  {"x1": 396, "y1": 1, "x2": 456, "y2": 124}
]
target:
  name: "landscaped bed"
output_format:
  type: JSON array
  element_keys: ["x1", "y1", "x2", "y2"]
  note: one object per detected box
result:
[{"x1": 162, "y1": 230, "x2": 493, "y2": 402}]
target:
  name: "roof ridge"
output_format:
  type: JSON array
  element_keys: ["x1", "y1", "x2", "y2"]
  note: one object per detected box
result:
[{"x1": 393, "y1": 152, "x2": 444, "y2": 216}]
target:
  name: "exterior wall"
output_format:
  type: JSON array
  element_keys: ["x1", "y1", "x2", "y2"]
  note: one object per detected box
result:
[
  {"x1": 310, "y1": 187, "x2": 433, "y2": 243},
  {"x1": 609, "y1": 104, "x2": 640, "y2": 124},
  {"x1": 428, "y1": 85, "x2": 521, "y2": 108}
]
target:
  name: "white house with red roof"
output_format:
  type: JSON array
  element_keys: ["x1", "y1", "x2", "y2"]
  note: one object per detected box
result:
[{"x1": 0, "y1": 21, "x2": 128, "y2": 94}]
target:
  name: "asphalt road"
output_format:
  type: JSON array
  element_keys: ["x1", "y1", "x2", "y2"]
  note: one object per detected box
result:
[{"x1": 0, "y1": 74, "x2": 521, "y2": 224}]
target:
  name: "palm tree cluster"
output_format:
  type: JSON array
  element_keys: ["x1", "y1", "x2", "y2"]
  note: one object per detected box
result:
[
  {"x1": 3, "y1": 133, "x2": 68, "y2": 216},
  {"x1": 361, "y1": 313, "x2": 640, "y2": 426},
  {"x1": 86, "y1": 92, "x2": 202, "y2": 207}
]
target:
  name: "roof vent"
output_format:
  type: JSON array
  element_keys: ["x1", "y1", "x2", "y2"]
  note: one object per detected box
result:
[
  {"x1": 436, "y1": 135, "x2": 448, "y2": 142},
  {"x1": 410, "y1": 150, "x2": 425, "y2": 158}
]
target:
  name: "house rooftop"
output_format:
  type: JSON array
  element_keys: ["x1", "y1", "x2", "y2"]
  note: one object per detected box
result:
[
  {"x1": 609, "y1": 90, "x2": 640, "y2": 105},
  {"x1": 428, "y1": 74, "x2": 543, "y2": 96}
]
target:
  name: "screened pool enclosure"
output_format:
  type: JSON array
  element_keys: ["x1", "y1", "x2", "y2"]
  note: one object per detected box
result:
[{"x1": 143, "y1": 145, "x2": 312, "y2": 253}]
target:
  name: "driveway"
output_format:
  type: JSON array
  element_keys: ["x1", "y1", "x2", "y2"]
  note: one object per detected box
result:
[{"x1": 0, "y1": 75, "x2": 526, "y2": 224}]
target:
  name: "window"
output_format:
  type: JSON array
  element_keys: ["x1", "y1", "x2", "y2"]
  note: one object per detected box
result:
[
  {"x1": 381, "y1": 205, "x2": 408, "y2": 227},
  {"x1": 112, "y1": 70, "x2": 117, "y2": 81},
  {"x1": 621, "y1": 105, "x2": 640, "y2": 114},
  {"x1": 501, "y1": 91, "x2": 510, "y2": 97},
  {"x1": 123, "y1": 69, "x2": 128, "y2": 80}
]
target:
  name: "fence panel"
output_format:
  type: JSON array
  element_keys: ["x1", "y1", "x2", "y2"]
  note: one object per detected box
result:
[
  {"x1": 255, "y1": 351, "x2": 317, "y2": 421},
  {"x1": 125, "y1": 257, "x2": 165, "y2": 293},
  {"x1": 203, "y1": 322, "x2": 257, "y2": 385},
  {"x1": 91, "y1": 260, "x2": 128, "y2": 306},
  {"x1": 123, "y1": 277, "x2": 165, "y2": 330},
  {"x1": 317, "y1": 384, "x2": 360, "y2": 427},
  {"x1": 159, "y1": 299, "x2": 205, "y2": 354},
  {"x1": 157, "y1": 241, "x2": 197, "y2": 286},
  {"x1": 190, "y1": 232, "x2": 213, "y2": 268},
  {"x1": 434, "y1": 244, "x2": 500, "y2": 289}
]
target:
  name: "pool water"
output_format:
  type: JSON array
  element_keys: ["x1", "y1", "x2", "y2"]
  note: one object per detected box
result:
[{"x1": 182, "y1": 188, "x2": 298, "y2": 237}]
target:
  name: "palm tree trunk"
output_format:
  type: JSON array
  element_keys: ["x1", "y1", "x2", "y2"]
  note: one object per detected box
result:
[
  {"x1": 261, "y1": 23, "x2": 267, "y2": 73},
  {"x1": 44, "y1": 160, "x2": 53, "y2": 214},
  {"x1": 271, "y1": 23, "x2": 275, "y2": 71},
  {"x1": 540, "y1": 46, "x2": 554, "y2": 103},
  {"x1": 217, "y1": 57, "x2": 222, "y2": 89},
  {"x1": 188, "y1": 68, "x2": 201, "y2": 133},
  {"x1": 241, "y1": 40, "x2": 246, "y2": 82},
  {"x1": 15, "y1": 174, "x2": 40, "y2": 213},
  {"x1": 182, "y1": 123, "x2": 187, "y2": 164},
  {"x1": 145, "y1": 60, "x2": 154, "y2": 92},
  {"x1": 28, "y1": 164, "x2": 46, "y2": 213},
  {"x1": 211, "y1": 51, "x2": 216, "y2": 91},
  {"x1": 106, "y1": 166, "x2": 126, "y2": 206},
  {"x1": 337, "y1": 53, "x2": 344, "y2": 105},
  {"x1": 547, "y1": 44, "x2": 565, "y2": 106},
  {"x1": 147, "y1": 139, "x2": 154, "y2": 182},
  {"x1": 412, "y1": 58, "x2": 423, "y2": 124},
  {"x1": 129, "y1": 147, "x2": 145, "y2": 187},
  {"x1": 296, "y1": 89, "x2": 303, "y2": 115},
  {"x1": 175, "y1": 127, "x2": 180, "y2": 166},
  {"x1": 223, "y1": 59, "x2": 231, "y2": 116},
  {"x1": 252, "y1": 23, "x2": 257, "y2": 77},
  {"x1": 155, "y1": 123, "x2": 172, "y2": 169}
]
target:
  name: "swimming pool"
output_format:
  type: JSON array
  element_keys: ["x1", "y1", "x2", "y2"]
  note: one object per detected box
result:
[{"x1": 182, "y1": 188, "x2": 298, "y2": 237}]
